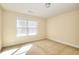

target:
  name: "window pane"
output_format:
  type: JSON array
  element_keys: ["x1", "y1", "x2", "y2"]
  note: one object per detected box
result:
[
  {"x1": 28, "y1": 28, "x2": 37, "y2": 35},
  {"x1": 17, "y1": 19, "x2": 27, "y2": 27},
  {"x1": 28, "y1": 21, "x2": 37, "y2": 35},
  {"x1": 16, "y1": 28, "x2": 27, "y2": 37},
  {"x1": 28, "y1": 21, "x2": 38, "y2": 28},
  {"x1": 16, "y1": 16, "x2": 28, "y2": 37},
  {"x1": 16, "y1": 16, "x2": 38, "y2": 37}
]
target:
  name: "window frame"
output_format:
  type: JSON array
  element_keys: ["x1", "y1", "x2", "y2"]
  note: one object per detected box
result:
[{"x1": 16, "y1": 16, "x2": 38, "y2": 37}]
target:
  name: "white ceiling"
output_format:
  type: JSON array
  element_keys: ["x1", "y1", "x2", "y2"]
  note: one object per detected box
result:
[{"x1": 1, "y1": 3, "x2": 79, "y2": 18}]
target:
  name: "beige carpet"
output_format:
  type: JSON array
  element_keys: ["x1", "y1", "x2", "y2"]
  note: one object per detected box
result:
[{"x1": 0, "y1": 39, "x2": 79, "y2": 55}]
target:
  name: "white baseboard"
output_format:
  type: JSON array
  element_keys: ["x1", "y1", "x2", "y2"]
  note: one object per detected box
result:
[{"x1": 48, "y1": 38, "x2": 79, "y2": 49}]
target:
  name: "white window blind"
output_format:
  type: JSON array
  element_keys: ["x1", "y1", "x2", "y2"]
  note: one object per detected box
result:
[{"x1": 16, "y1": 16, "x2": 38, "y2": 37}]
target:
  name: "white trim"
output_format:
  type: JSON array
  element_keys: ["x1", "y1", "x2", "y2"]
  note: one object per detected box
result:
[{"x1": 49, "y1": 38, "x2": 79, "y2": 49}]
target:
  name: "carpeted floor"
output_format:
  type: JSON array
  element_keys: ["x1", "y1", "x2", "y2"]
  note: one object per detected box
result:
[{"x1": 0, "y1": 39, "x2": 79, "y2": 55}]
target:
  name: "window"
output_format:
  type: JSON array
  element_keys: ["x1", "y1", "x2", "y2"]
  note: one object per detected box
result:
[{"x1": 16, "y1": 16, "x2": 38, "y2": 37}]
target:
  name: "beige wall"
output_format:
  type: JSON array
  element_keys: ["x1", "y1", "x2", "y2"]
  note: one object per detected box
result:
[
  {"x1": 3, "y1": 10, "x2": 46, "y2": 47},
  {"x1": 2, "y1": 9, "x2": 79, "y2": 49},
  {"x1": 47, "y1": 10, "x2": 79, "y2": 48},
  {"x1": 0, "y1": 7, "x2": 3, "y2": 50}
]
